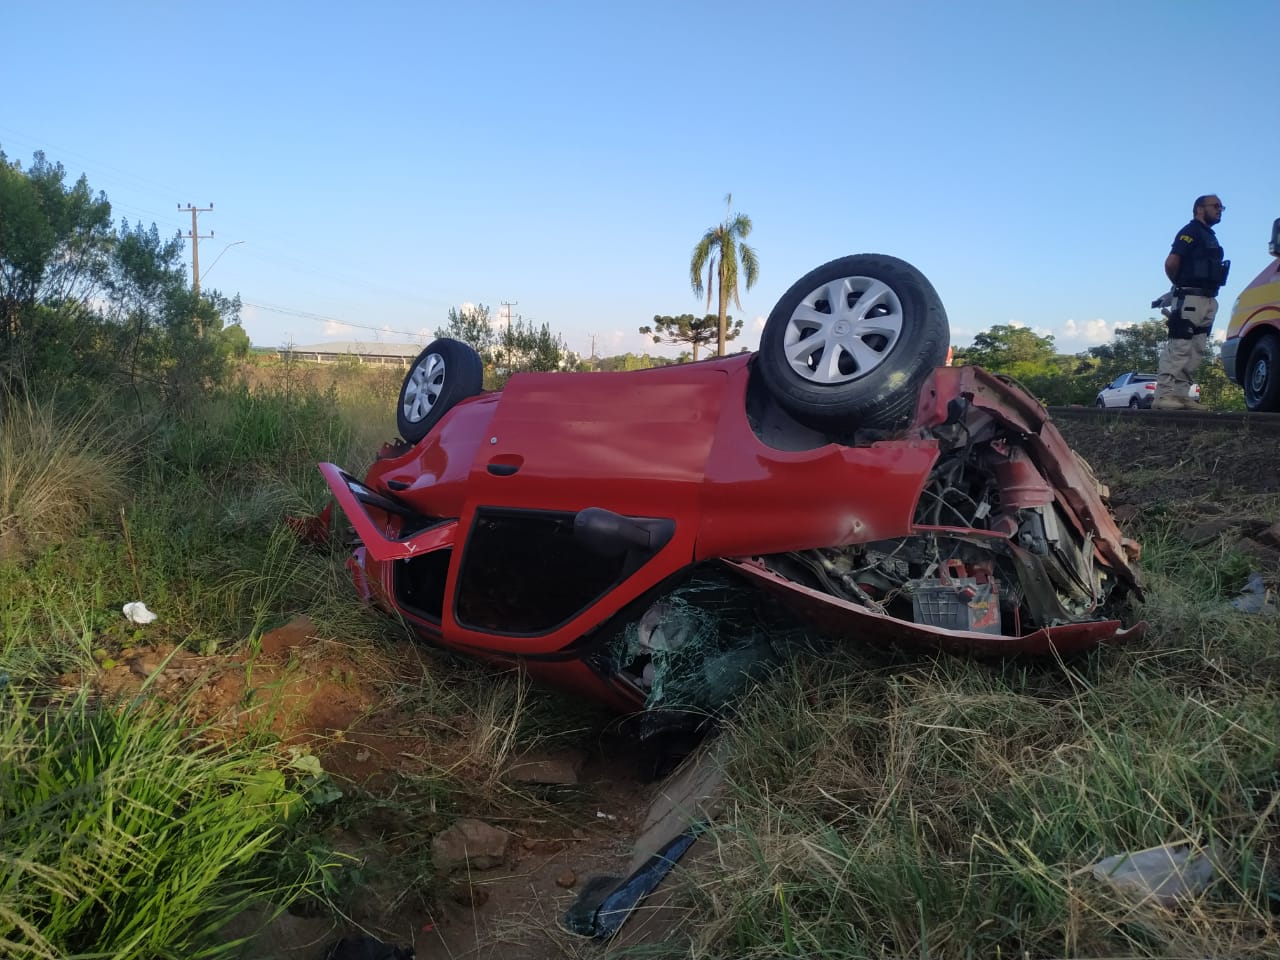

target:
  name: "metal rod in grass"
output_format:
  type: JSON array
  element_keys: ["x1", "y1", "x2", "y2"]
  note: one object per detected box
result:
[{"x1": 119, "y1": 506, "x2": 144, "y2": 601}]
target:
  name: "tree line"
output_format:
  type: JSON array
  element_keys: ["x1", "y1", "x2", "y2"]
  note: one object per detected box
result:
[
  {"x1": 952, "y1": 321, "x2": 1246, "y2": 409},
  {"x1": 0, "y1": 148, "x2": 248, "y2": 407}
]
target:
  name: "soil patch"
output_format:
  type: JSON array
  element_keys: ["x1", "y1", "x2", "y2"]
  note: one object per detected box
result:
[{"x1": 1053, "y1": 416, "x2": 1280, "y2": 503}]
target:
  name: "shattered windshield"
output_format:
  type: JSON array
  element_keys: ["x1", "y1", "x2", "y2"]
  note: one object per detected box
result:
[{"x1": 597, "y1": 568, "x2": 823, "y2": 718}]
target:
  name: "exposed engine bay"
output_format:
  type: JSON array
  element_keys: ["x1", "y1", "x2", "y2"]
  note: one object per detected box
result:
[{"x1": 759, "y1": 401, "x2": 1130, "y2": 639}]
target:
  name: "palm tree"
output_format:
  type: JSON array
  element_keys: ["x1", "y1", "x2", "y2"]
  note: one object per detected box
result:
[{"x1": 690, "y1": 193, "x2": 760, "y2": 357}]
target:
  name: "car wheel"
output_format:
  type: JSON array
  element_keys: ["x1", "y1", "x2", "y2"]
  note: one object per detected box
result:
[
  {"x1": 757, "y1": 254, "x2": 949, "y2": 429},
  {"x1": 396, "y1": 339, "x2": 484, "y2": 443},
  {"x1": 1095, "y1": 398, "x2": 1106, "y2": 409},
  {"x1": 1244, "y1": 333, "x2": 1280, "y2": 413},
  {"x1": 1127, "y1": 396, "x2": 1140, "y2": 410}
]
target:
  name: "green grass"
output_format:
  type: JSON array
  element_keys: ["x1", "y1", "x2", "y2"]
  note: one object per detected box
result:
[
  {"x1": 0, "y1": 688, "x2": 334, "y2": 960},
  {"x1": 684, "y1": 646, "x2": 1280, "y2": 958},
  {"x1": 6, "y1": 360, "x2": 1279, "y2": 958},
  {"x1": 675, "y1": 510, "x2": 1280, "y2": 959},
  {"x1": 0, "y1": 368, "x2": 419, "y2": 956}
]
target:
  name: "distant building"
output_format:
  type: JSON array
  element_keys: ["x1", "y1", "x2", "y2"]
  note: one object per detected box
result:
[{"x1": 279, "y1": 341, "x2": 422, "y2": 367}]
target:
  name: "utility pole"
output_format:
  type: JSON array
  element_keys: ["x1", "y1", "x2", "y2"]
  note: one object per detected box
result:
[
  {"x1": 500, "y1": 300, "x2": 517, "y2": 375},
  {"x1": 180, "y1": 203, "x2": 214, "y2": 337}
]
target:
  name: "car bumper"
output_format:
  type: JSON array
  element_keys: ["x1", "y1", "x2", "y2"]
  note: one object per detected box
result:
[{"x1": 1220, "y1": 338, "x2": 1240, "y2": 384}]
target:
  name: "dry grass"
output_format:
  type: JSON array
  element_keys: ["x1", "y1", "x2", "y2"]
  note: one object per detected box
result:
[
  {"x1": 0, "y1": 388, "x2": 128, "y2": 559},
  {"x1": 679, "y1": 596, "x2": 1280, "y2": 958}
]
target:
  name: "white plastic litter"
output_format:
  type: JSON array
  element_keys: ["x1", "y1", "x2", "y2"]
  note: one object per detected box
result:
[
  {"x1": 1089, "y1": 843, "x2": 1218, "y2": 905},
  {"x1": 122, "y1": 601, "x2": 158, "y2": 625},
  {"x1": 1229, "y1": 572, "x2": 1278, "y2": 615}
]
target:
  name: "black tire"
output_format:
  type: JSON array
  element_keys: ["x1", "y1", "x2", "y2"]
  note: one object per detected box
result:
[
  {"x1": 757, "y1": 254, "x2": 949, "y2": 429},
  {"x1": 1127, "y1": 396, "x2": 1140, "y2": 410},
  {"x1": 396, "y1": 339, "x2": 484, "y2": 444},
  {"x1": 1244, "y1": 333, "x2": 1280, "y2": 413},
  {"x1": 1095, "y1": 398, "x2": 1106, "y2": 409}
]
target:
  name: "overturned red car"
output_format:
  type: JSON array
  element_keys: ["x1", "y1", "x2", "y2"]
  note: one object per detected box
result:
[{"x1": 318, "y1": 255, "x2": 1143, "y2": 715}]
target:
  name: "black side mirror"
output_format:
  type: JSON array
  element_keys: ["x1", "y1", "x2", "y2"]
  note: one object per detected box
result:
[
  {"x1": 573, "y1": 507, "x2": 674, "y2": 558},
  {"x1": 1269, "y1": 217, "x2": 1280, "y2": 258}
]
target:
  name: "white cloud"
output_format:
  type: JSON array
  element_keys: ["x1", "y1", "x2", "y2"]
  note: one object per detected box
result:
[{"x1": 1061, "y1": 318, "x2": 1113, "y2": 344}]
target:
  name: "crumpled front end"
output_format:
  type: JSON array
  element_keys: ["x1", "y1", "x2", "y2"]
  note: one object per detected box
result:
[{"x1": 737, "y1": 365, "x2": 1144, "y2": 655}]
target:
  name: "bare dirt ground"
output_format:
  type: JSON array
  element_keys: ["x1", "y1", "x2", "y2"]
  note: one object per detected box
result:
[
  {"x1": 1053, "y1": 414, "x2": 1280, "y2": 502},
  {"x1": 76, "y1": 411, "x2": 1280, "y2": 960},
  {"x1": 1056, "y1": 414, "x2": 1280, "y2": 578}
]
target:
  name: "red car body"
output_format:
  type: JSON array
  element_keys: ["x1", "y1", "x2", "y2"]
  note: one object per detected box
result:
[{"x1": 320, "y1": 354, "x2": 1143, "y2": 714}]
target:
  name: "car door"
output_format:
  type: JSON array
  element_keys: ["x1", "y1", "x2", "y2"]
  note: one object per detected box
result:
[
  {"x1": 1099, "y1": 376, "x2": 1120, "y2": 407},
  {"x1": 439, "y1": 364, "x2": 733, "y2": 656}
]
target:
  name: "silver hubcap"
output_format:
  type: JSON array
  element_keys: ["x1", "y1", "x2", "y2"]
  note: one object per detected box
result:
[
  {"x1": 402, "y1": 352, "x2": 446, "y2": 423},
  {"x1": 783, "y1": 275, "x2": 904, "y2": 384},
  {"x1": 1251, "y1": 357, "x2": 1269, "y2": 394}
]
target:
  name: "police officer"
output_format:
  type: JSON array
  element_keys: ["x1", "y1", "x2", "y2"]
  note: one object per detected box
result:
[{"x1": 1153, "y1": 194, "x2": 1229, "y2": 410}]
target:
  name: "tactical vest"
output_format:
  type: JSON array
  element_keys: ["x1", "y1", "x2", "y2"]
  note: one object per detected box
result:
[{"x1": 1174, "y1": 222, "x2": 1226, "y2": 292}]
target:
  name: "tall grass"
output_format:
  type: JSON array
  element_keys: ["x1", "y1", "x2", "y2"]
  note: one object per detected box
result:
[
  {"x1": 0, "y1": 387, "x2": 128, "y2": 559},
  {"x1": 677, "y1": 510, "x2": 1280, "y2": 959},
  {"x1": 1, "y1": 372, "x2": 407, "y2": 674},
  {"x1": 690, "y1": 649, "x2": 1279, "y2": 959},
  {"x1": 0, "y1": 688, "x2": 330, "y2": 960},
  {"x1": 0, "y1": 362, "x2": 432, "y2": 956}
]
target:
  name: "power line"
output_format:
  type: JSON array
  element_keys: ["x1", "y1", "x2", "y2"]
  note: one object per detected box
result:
[
  {"x1": 241, "y1": 299, "x2": 433, "y2": 342},
  {"x1": 1, "y1": 126, "x2": 474, "y2": 312}
]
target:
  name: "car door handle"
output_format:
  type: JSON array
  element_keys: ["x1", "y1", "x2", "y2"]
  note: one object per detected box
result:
[{"x1": 486, "y1": 453, "x2": 523, "y2": 477}]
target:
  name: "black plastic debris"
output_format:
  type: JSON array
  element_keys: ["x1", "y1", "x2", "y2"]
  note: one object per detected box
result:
[
  {"x1": 324, "y1": 935, "x2": 414, "y2": 960},
  {"x1": 561, "y1": 829, "x2": 698, "y2": 939}
]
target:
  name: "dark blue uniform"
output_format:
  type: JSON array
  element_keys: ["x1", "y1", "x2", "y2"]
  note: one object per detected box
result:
[
  {"x1": 1165, "y1": 219, "x2": 1226, "y2": 340},
  {"x1": 1169, "y1": 219, "x2": 1226, "y2": 296}
]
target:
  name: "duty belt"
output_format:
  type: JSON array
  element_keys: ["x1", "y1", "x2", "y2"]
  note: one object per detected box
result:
[{"x1": 1173, "y1": 286, "x2": 1217, "y2": 297}]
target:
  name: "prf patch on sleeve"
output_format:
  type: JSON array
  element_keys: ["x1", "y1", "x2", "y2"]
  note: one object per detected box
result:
[{"x1": 1179, "y1": 234, "x2": 1195, "y2": 244}]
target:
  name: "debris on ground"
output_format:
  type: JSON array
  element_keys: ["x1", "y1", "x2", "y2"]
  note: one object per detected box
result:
[
  {"x1": 122, "y1": 601, "x2": 158, "y2": 624},
  {"x1": 1088, "y1": 842, "x2": 1220, "y2": 905},
  {"x1": 1229, "y1": 571, "x2": 1279, "y2": 615},
  {"x1": 430, "y1": 819, "x2": 512, "y2": 872},
  {"x1": 562, "y1": 829, "x2": 697, "y2": 939},
  {"x1": 564, "y1": 737, "x2": 727, "y2": 940}
]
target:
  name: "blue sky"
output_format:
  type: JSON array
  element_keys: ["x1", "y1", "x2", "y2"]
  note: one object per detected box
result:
[{"x1": 3, "y1": 1, "x2": 1275, "y2": 359}]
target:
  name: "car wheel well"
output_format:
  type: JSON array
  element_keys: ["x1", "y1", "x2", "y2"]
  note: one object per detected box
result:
[
  {"x1": 744, "y1": 360, "x2": 849, "y2": 450},
  {"x1": 1243, "y1": 330, "x2": 1280, "y2": 412},
  {"x1": 1240, "y1": 324, "x2": 1280, "y2": 376}
]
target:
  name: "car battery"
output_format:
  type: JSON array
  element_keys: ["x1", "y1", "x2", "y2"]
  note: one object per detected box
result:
[{"x1": 911, "y1": 561, "x2": 1002, "y2": 634}]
